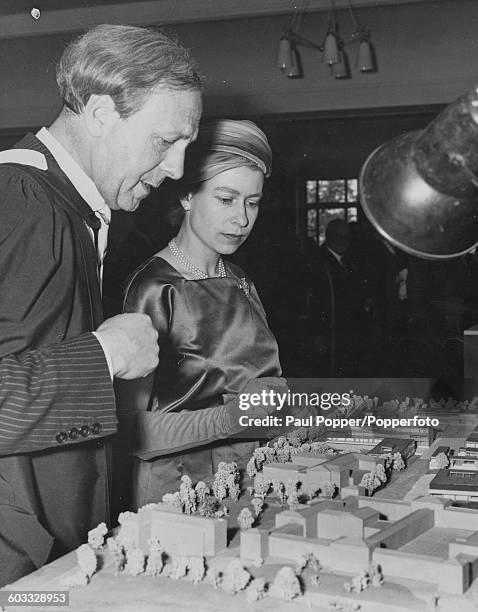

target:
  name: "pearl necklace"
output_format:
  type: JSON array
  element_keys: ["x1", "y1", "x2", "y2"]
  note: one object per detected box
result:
[{"x1": 168, "y1": 238, "x2": 226, "y2": 280}]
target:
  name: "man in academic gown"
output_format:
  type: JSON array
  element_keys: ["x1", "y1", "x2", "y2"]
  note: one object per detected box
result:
[{"x1": 0, "y1": 24, "x2": 202, "y2": 585}]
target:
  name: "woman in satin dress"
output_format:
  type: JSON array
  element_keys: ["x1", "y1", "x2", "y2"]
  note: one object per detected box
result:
[{"x1": 117, "y1": 119, "x2": 286, "y2": 508}]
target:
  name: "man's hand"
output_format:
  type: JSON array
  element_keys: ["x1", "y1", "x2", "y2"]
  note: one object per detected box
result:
[{"x1": 96, "y1": 313, "x2": 159, "y2": 379}]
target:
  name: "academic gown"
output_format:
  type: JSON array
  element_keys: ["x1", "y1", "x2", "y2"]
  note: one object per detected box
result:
[{"x1": 0, "y1": 134, "x2": 116, "y2": 586}]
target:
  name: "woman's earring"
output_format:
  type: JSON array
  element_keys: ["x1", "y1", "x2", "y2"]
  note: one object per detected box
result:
[{"x1": 180, "y1": 195, "x2": 192, "y2": 212}]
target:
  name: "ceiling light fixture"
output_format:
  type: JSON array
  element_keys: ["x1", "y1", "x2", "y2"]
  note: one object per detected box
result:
[{"x1": 276, "y1": 0, "x2": 376, "y2": 80}]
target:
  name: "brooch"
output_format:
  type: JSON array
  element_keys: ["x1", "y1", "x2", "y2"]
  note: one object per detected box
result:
[{"x1": 238, "y1": 278, "x2": 250, "y2": 298}]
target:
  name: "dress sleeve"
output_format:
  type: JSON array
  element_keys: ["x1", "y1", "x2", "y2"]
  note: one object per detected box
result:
[
  {"x1": 116, "y1": 268, "x2": 245, "y2": 459},
  {"x1": 118, "y1": 269, "x2": 246, "y2": 460},
  {"x1": 133, "y1": 394, "x2": 244, "y2": 460}
]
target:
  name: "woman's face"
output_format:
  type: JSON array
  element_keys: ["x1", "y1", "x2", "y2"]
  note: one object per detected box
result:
[{"x1": 182, "y1": 165, "x2": 264, "y2": 255}]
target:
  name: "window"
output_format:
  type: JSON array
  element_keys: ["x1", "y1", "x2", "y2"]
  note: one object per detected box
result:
[{"x1": 306, "y1": 178, "x2": 358, "y2": 244}]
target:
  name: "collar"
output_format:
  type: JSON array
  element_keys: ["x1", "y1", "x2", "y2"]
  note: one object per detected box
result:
[
  {"x1": 326, "y1": 246, "x2": 343, "y2": 263},
  {"x1": 36, "y1": 127, "x2": 110, "y2": 222}
]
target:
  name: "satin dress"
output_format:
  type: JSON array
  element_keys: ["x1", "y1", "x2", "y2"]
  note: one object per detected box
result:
[{"x1": 120, "y1": 256, "x2": 281, "y2": 507}]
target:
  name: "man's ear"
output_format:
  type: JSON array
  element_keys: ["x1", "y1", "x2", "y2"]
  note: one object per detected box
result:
[
  {"x1": 180, "y1": 193, "x2": 192, "y2": 212},
  {"x1": 83, "y1": 94, "x2": 119, "y2": 137}
]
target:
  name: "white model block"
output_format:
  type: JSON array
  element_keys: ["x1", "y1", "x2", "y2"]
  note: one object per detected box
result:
[
  {"x1": 260, "y1": 463, "x2": 304, "y2": 486},
  {"x1": 240, "y1": 528, "x2": 269, "y2": 560},
  {"x1": 301, "y1": 470, "x2": 333, "y2": 494},
  {"x1": 436, "y1": 506, "x2": 478, "y2": 530},
  {"x1": 329, "y1": 537, "x2": 371, "y2": 572},
  {"x1": 357, "y1": 496, "x2": 412, "y2": 521},
  {"x1": 289, "y1": 453, "x2": 329, "y2": 467},
  {"x1": 449, "y1": 532, "x2": 478, "y2": 558},
  {"x1": 275, "y1": 506, "x2": 322, "y2": 538},
  {"x1": 305, "y1": 464, "x2": 348, "y2": 490},
  {"x1": 357, "y1": 455, "x2": 379, "y2": 471},
  {"x1": 317, "y1": 508, "x2": 379, "y2": 540},
  {"x1": 268, "y1": 531, "x2": 330, "y2": 565},
  {"x1": 136, "y1": 507, "x2": 226, "y2": 557},
  {"x1": 373, "y1": 549, "x2": 470, "y2": 595},
  {"x1": 340, "y1": 485, "x2": 360, "y2": 498},
  {"x1": 366, "y1": 509, "x2": 434, "y2": 550}
]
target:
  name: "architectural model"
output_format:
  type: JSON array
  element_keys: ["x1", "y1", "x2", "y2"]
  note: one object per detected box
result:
[{"x1": 54, "y1": 403, "x2": 478, "y2": 610}]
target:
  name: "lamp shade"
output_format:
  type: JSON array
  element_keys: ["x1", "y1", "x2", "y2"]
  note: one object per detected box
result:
[
  {"x1": 332, "y1": 51, "x2": 348, "y2": 78},
  {"x1": 359, "y1": 88, "x2": 478, "y2": 259},
  {"x1": 357, "y1": 39, "x2": 373, "y2": 71},
  {"x1": 323, "y1": 32, "x2": 340, "y2": 65},
  {"x1": 277, "y1": 36, "x2": 293, "y2": 71},
  {"x1": 287, "y1": 48, "x2": 301, "y2": 78}
]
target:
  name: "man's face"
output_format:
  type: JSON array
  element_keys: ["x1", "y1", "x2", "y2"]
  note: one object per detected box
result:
[
  {"x1": 327, "y1": 223, "x2": 350, "y2": 255},
  {"x1": 94, "y1": 87, "x2": 202, "y2": 211}
]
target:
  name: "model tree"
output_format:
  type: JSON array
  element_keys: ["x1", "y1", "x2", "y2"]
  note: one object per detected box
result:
[
  {"x1": 351, "y1": 570, "x2": 369, "y2": 592},
  {"x1": 125, "y1": 547, "x2": 146, "y2": 576},
  {"x1": 252, "y1": 447, "x2": 267, "y2": 472},
  {"x1": 392, "y1": 452, "x2": 406, "y2": 471},
  {"x1": 238, "y1": 507, "x2": 254, "y2": 530},
  {"x1": 225, "y1": 462, "x2": 241, "y2": 501},
  {"x1": 165, "y1": 556, "x2": 189, "y2": 580},
  {"x1": 251, "y1": 497, "x2": 264, "y2": 517},
  {"x1": 220, "y1": 559, "x2": 251, "y2": 594},
  {"x1": 321, "y1": 481, "x2": 337, "y2": 499},
  {"x1": 162, "y1": 491, "x2": 183, "y2": 510},
  {"x1": 378, "y1": 452, "x2": 393, "y2": 470},
  {"x1": 195, "y1": 481, "x2": 209, "y2": 504},
  {"x1": 107, "y1": 537, "x2": 126, "y2": 575},
  {"x1": 212, "y1": 463, "x2": 228, "y2": 501},
  {"x1": 435, "y1": 452, "x2": 450, "y2": 469},
  {"x1": 262, "y1": 446, "x2": 277, "y2": 463},
  {"x1": 145, "y1": 537, "x2": 164, "y2": 577},
  {"x1": 213, "y1": 461, "x2": 240, "y2": 501},
  {"x1": 187, "y1": 556, "x2": 206, "y2": 584},
  {"x1": 286, "y1": 479, "x2": 300, "y2": 508},
  {"x1": 198, "y1": 496, "x2": 220, "y2": 518},
  {"x1": 274, "y1": 437, "x2": 292, "y2": 462},
  {"x1": 272, "y1": 479, "x2": 286, "y2": 504},
  {"x1": 295, "y1": 552, "x2": 320, "y2": 575},
  {"x1": 374, "y1": 464, "x2": 387, "y2": 485},
  {"x1": 179, "y1": 475, "x2": 197, "y2": 514},
  {"x1": 73, "y1": 544, "x2": 97, "y2": 585},
  {"x1": 271, "y1": 566, "x2": 302, "y2": 601},
  {"x1": 369, "y1": 563, "x2": 384, "y2": 588},
  {"x1": 245, "y1": 577, "x2": 266, "y2": 603},
  {"x1": 246, "y1": 456, "x2": 258, "y2": 479},
  {"x1": 255, "y1": 474, "x2": 271, "y2": 499},
  {"x1": 360, "y1": 472, "x2": 381, "y2": 497},
  {"x1": 287, "y1": 427, "x2": 308, "y2": 447},
  {"x1": 87, "y1": 522, "x2": 107, "y2": 549}
]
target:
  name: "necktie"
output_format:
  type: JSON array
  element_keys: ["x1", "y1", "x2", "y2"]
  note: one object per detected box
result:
[
  {"x1": 339, "y1": 256, "x2": 351, "y2": 273},
  {"x1": 85, "y1": 211, "x2": 102, "y2": 272}
]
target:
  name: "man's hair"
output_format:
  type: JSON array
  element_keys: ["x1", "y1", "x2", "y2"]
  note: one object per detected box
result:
[
  {"x1": 56, "y1": 24, "x2": 202, "y2": 118},
  {"x1": 326, "y1": 218, "x2": 349, "y2": 240}
]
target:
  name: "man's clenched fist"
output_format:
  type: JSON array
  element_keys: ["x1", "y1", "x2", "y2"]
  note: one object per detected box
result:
[{"x1": 96, "y1": 313, "x2": 158, "y2": 379}]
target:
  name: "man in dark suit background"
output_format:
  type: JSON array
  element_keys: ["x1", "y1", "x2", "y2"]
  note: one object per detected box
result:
[
  {"x1": 0, "y1": 24, "x2": 202, "y2": 585},
  {"x1": 309, "y1": 218, "x2": 362, "y2": 376}
]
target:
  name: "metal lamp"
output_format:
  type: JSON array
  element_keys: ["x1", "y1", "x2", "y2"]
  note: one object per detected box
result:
[{"x1": 359, "y1": 87, "x2": 478, "y2": 259}]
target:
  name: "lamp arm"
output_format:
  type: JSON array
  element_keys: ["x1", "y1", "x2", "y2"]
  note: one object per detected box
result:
[
  {"x1": 288, "y1": 27, "x2": 367, "y2": 51},
  {"x1": 287, "y1": 29, "x2": 324, "y2": 52},
  {"x1": 342, "y1": 30, "x2": 368, "y2": 47}
]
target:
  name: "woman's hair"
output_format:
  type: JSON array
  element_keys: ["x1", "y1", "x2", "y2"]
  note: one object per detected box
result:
[
  {"x1": 177, "y1": 119, "x2": 272, "y2": 196},
  {"x1": 164, "y1": 119, "x2": 272, "y2": 230},
  {"x1": 57, "y1": 24, "x2": 202, "y2": 118}
]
